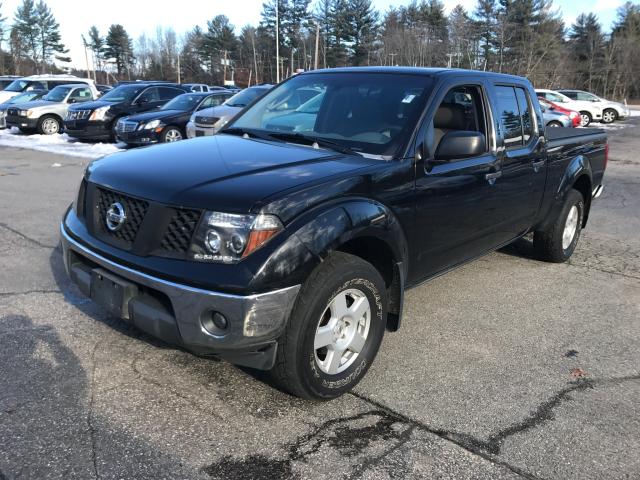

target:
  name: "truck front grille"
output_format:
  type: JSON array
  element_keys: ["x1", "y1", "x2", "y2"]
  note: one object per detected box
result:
[
  {"x1": 160, "y1": 209, "x2": 200, "y2": 253},
  {"x1": 88, "y1": 185, "x2": 201, "y2": 258},
  {"x1": 96, "y1": 188, "x2": 149, "y2": 245},
  {"x1": 67, "y1": 109, "x2": 92, "y2": 120}
]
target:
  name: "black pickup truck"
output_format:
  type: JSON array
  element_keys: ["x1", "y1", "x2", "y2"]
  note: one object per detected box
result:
[{"x1": 60, "y1": 67, "x2": 607, "y2": 400}]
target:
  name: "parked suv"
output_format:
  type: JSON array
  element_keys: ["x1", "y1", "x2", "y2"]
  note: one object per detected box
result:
[
  {"x1": 0, "y1": 90, "x2": 48, "y2": 129},
  {"x1": 5, "y1": 84, "x2": 96, "y2": 135},
  {"x1": 64, "y1": 83, "x2": 189, "y2": 141},
  {"x1": 116, "y1": 91, "x2": 233, "y2": 145},
  {"x1": 0, "y1": 75, "x2": 98, "y2": 104},
  {"x1": 186, "y1": 84, "x2": 273, "y2": 138},
  {"x1": 558, "y1": 89, "x2": 630, "y2": 125}
]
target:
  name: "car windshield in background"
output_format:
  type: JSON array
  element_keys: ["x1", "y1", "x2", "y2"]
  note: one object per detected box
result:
[
  {"x1": 225, "y1": 88, "x2": 267, "y2": 107},
  {"x1": 99, "y1": 85, "x2": 142, "y2": 102},
  {"x1": 8, "y1": 92, "x2": 42, "y2": 104},
  {"x1": 161, "y1": 94, "x2": 203, "y2": 111},
  {"x1": 4, "y1": 80, "x2": 28, "y2": 92},
  {"x1": 43, "y1": 86, "x2": 72, "y2": 102},
  {"x1": 228, "y1": 73, "x2": 433, "y2": 156}
]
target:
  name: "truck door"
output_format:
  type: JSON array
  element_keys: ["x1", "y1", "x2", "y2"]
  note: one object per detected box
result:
[
  {"x1": 412, "y1": 81, "x2": 507, "y2": 280},
  {"x1": 490, "y1": 85, "x2": 546, "y2": 237}
]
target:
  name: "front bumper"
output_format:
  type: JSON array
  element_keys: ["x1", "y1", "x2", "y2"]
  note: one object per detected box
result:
[
  {"x1": 6, "y1": 115, "x2": 37, "y2": 129},
  {"x1": 61, "y1": 222, "x2": 300, "y2": 369},
  {"x1": 116, "y1": 129, "x2": 161, "y2": 145},
  {"x1": 64, "y1": 120, "x2": 112, "y2": 141}
]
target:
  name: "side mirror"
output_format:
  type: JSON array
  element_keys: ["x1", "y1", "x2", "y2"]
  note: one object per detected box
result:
[
  {"x1": 137, "y1": 97, "x2": 149, "y2": 104},
  {"x1": 68, "y1": 98, "x2": 77, "y2": 104},
  {"x1": 435, "y1": 131, "x2": 486, "y2": 161}
]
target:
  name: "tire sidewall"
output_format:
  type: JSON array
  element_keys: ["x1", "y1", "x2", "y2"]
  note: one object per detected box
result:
[
  {"x1": 162, "y1": 127, "x2": 183, "y2": 143},
  {"x1": 294, "y1": 262, "x2": 386, "y2": 399},
  {"x1": 580, "y1": 112, "x2": 592, "y2": 127},
  {"x1": 602, "y1": 109, "x2": 617, "y2": 124},
  {"x1": 558, "y1": 191, "x2": 584, "y2": 260},
  {"x1": 38, "y1": 116, "x2": 60, "y2": 135}
]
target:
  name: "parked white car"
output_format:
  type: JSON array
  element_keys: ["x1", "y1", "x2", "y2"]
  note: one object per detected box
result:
[
  {"x1": 535, "y1": 88, "x2": 603, "y2": 127},
  {"x1": 558, "y1": 89, "x2": 630, "y2": 125},
  {"x1": 0, "y1": 75, "x2": 99, "y2": 104}
]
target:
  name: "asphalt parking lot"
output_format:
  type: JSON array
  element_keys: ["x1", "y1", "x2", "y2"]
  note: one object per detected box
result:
[{"x1": 1, "y1": 118, "x2": 639, "y2": 480}]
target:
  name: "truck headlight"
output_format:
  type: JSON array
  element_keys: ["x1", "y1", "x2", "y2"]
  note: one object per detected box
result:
[
  {"x1": 189, "y1": 212, "x2": 283, "y2": 263},
  {"x1": 19, "y1": 109, "x2": 32, "y2": 117},
  {"x1": 89, "y1": 105, "x2": 110, "y2": 121},
  {"x1": 141, "y1": 119, "x2": 162, "y2": 130}
]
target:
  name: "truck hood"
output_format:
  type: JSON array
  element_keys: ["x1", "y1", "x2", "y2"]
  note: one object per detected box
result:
[
  {"x1": 15, "y1": 100, "x2": 58, "y2": 110},
  {"x1": 0, "y1": 91, "x2": 20, "y2": 103},
  {"x1": 86, "y1": 134, "x2": 381, "y2": 215},
  {"x1": 69, "y1": 99, "x2": 114, "y2": 111}
]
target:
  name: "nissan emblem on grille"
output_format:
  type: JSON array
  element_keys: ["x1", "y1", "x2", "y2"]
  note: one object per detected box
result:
[{"x1": 105, "y1": 202, "x2": 127, "y2": 231}]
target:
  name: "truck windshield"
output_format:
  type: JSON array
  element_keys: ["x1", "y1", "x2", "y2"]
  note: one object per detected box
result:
[
  {"x1": 228, "y1": 73, "x2": 433, "y2": 156},
  {"x1": 43, "y1": 86, "x2": 72, "y2": 102}
]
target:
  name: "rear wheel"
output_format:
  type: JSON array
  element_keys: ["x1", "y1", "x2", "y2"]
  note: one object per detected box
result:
[
  {"x1": 547, "y1": 120, "x2": 562, "y2": 128},
  {"x1": 534, "y1": 189, "x2": 584, "y2": 263},
  {"x1": 37, "y1": 115, "x2": 61, "y2": 135},
  {"x1": 270, "y1": 251, "x2": 387, "y2": 400},
  {"x1": 579, "y1": 111, "x2": 592, "y2": 127},
  {"x1": 601, "y1": 109, "x2": 617, "y2": 124}
]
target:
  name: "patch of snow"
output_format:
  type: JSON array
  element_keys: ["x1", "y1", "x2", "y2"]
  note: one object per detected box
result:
[
  {"x1": 628, "y1": 109, "x2": 640, "y2": 117},
  {"x1": 0, "y1": 127, "x2": 124, "y2": 159}
]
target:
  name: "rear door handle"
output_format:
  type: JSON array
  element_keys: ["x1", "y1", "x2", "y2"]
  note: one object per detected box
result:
[
  {"x1": 532, "y1": 160, "x2": 545, "y2": 172},
  {"x1": 485, "y1": 171, "x2": 502, "y2": 185}
]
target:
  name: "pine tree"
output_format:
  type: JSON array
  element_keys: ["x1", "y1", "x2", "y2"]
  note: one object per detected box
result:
[
  {"x1": 474, "y1": 0, "x2": 497, "y2": 69},
  {"x1": 348, "y1": 0, "x2": 379, "y2": 66},
  {"x1": 104, "y1": 24, "x2": 133, "y2": 77},
  {"x1": 569, "y1": 13, "x2": 605, "y2": 92},
  {"x1": 13, "y1": 0, "x2": 39, "y2": 70},
  {"x1": 87, "y1": 26, "x2": 104, "y2": 73},
  {"x1": 34, "y1": 0, "x2": 66, "y2": 69}
]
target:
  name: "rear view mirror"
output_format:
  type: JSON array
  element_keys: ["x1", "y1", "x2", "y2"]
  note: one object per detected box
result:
[{"x1": 435, "y1": 131, "x2": 486, "y2": 161}]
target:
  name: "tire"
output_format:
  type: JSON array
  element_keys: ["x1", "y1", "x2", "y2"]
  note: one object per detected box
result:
[
  {"x1": 271, "y1": 251, "x2": 387, "y2": 400},
  {"x1": 534, "y1": 189, "x2": 584, "y2": 263},
  {"x1": 37, "y1": 115, "x2": 61, "y2": 135},
  {"x1": 579, "y1": 111, "x2": 592, "y2": 127},
  {"x1": 547, "y1": 120, "x2": 563, "y2": 128},
  {"x1": 161, "y1": 126, "x2": 183, "y2": 143},
  {"x1": 601, "y1": 108, "x2": 617, "y2": 124}
]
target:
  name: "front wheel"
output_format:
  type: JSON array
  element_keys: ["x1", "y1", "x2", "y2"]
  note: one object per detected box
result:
[
  {"x1": 270, "y1": 251, "x2": 387, "y2": 400},
  {"x1": 37, "y1": 116, "x2": 61, "y2": 135},
  {"x1": 601, "y1": 109, "x2": 617, "y2": 124},
  {"x1": 547, "y1": 120, "x2": 562, "y2": 128},
  {"x1": 161, "y1": 126, "x2": 183, "y2": 143},
  {"x1": 534, "y1": 189, "x2": 584, "y2": 263}
]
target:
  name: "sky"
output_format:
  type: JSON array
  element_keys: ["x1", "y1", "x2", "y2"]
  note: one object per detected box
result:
[{"x1": 0, "y1": 0, "x2": 631, "y2": 70}]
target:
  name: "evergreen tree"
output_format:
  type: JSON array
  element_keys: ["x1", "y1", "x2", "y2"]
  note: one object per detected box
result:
[
  {"x1": 87, "y1": 26, "x2": 104, "y2": 72},
  {"x1": 474, "y1": 0, "x2": 497, "y2": 69},
  {"x1": 569, "y1": 13, "x2": 605, "y2": 92},
  {"x1": 104, "y1": 24, "x2": 133, "y2": 77},
  {"x1": 13, "y1": 0, "x2": 39, "y2": 69},
  {"x1": 34, "y1": 0, "x2": 66, "y2": 69},
  {"x1": 348, "y1": 0, "x2": 379, "y2": 66}
]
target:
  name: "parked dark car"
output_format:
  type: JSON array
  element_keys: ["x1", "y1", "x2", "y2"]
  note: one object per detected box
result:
[
  {"x1": 61, "y1": 67, "x2": 607, "y2": 400},
  {"x1": 64, "y1": 83, "x2": 190, "y2": 141},
  {"x1": 0, "y1": 89, "x2": 48, "y2": 129},
  {"x1": 116, "y1": 91, "x2": 234, "y2": 145}
]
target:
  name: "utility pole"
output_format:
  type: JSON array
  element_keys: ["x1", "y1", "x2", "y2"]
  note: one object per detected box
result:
[
  {"x1": 275, "y1": 0, "x2": 280, "y2": 83},
  {"x1": 314, "y1": 23, "x2": 320, "y2": 70},
  {"x1": 82, "y1": 35, "x2": 91, "y2": 80},
  {"x1": 251, "y1": 32, "x2": 259, "y2": 84}
]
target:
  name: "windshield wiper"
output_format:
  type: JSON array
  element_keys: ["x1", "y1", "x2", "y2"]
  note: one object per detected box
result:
[
  {"x1": 221, "y1": 126, "x2": 283, "y2": 143},
  {"x1": 266, "y1": 132, "x2": 360, "y2": 156}
]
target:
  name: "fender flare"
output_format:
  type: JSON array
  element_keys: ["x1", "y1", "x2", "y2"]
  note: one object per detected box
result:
[
  {"x1": 290, "y1": 198, "x2": 409, "y2": 331},
  {"x1": 538, "y1": 154, "x2": 592, "y2": 232}
]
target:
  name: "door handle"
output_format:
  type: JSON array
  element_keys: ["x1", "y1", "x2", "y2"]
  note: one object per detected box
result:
[
  {"x1": 532, "y1": 160, "x2": 545, "y2": 172},
  {"x1": 485, "y1": 171, "x2": 502, "y2": 185}
]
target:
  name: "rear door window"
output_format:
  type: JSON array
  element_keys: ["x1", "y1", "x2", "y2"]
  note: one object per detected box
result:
[
  {"x1": 514, "y1": 88, "x2": 533, "y2": 144},
  {"x1": 495, "y1": 86, "x2": 523, "y2": 149}
]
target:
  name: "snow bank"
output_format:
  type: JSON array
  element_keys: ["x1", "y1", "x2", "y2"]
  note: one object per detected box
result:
[{"x1": 0, "y1": 128, "x2": 124, "y2": 159}]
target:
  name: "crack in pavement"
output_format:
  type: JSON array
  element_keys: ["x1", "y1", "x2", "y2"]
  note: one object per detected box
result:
[
  {"x1": 0, "y1": 222, "x2": 59, "y2": 250},
  {"x1": 351, "y1": 374, "x2": 640, "y2": 479},
  {"x1": 87, "y1": 340, "x2": 101, "y2": 480},
  {"x1": 0, "y1": 289, "x2": 61, "y2": 298}
]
